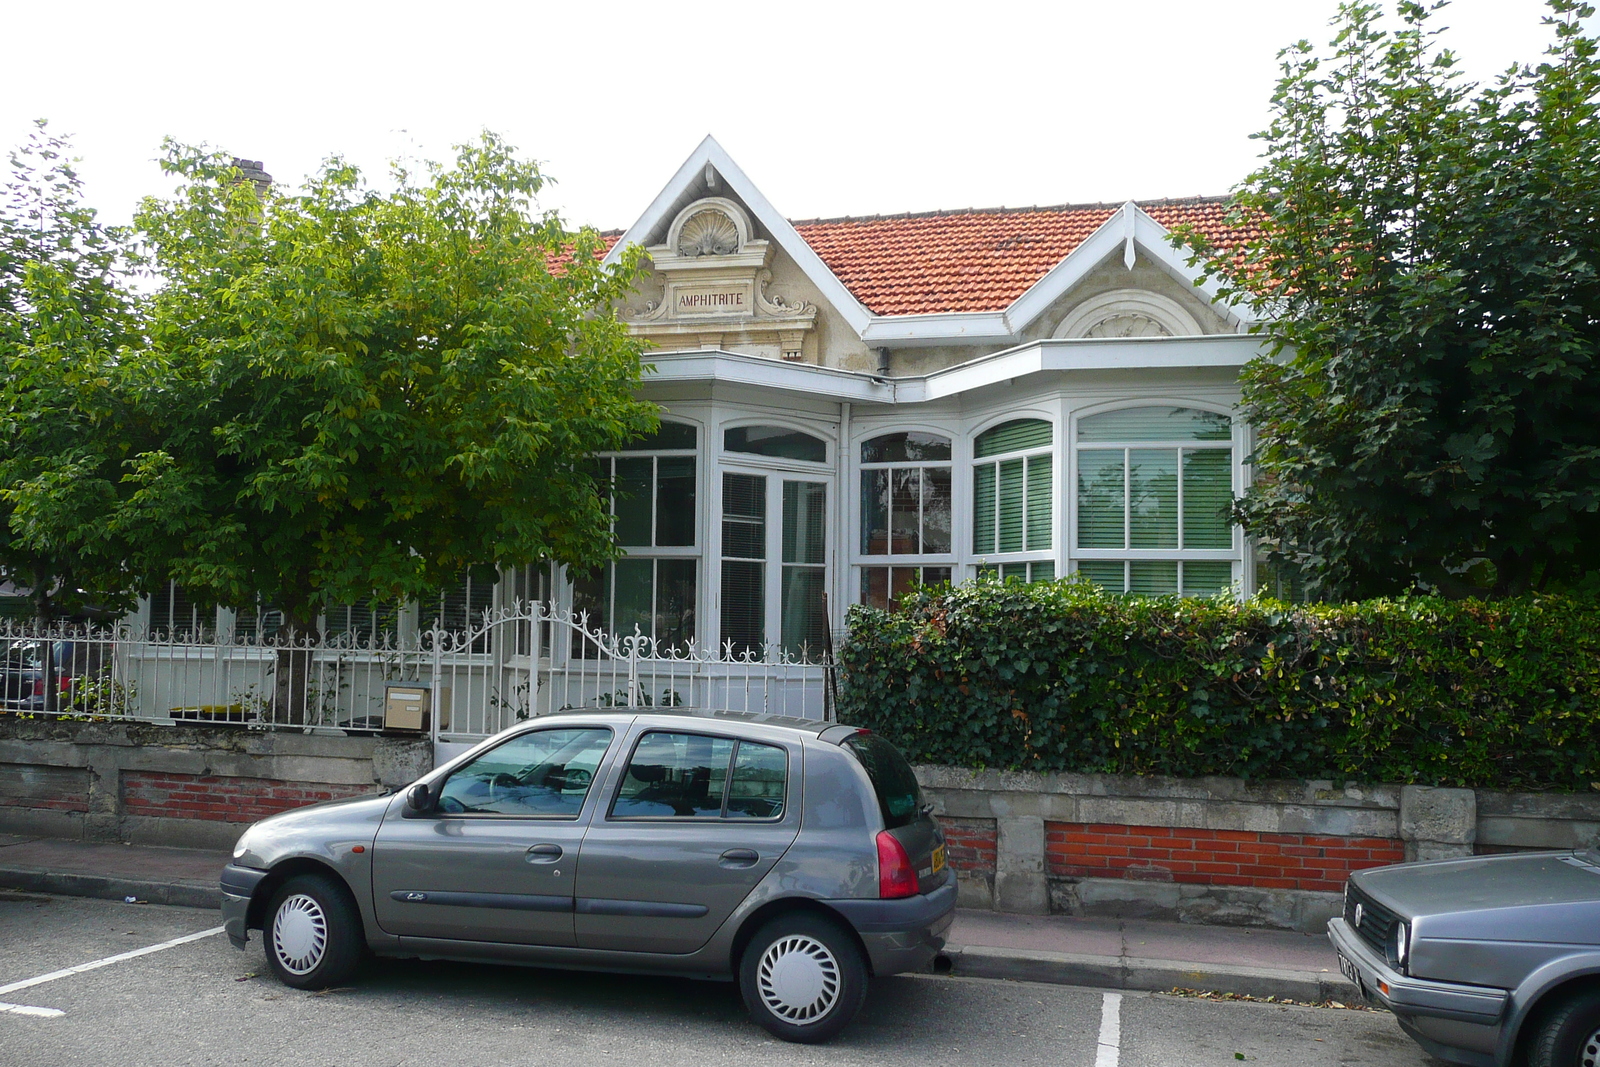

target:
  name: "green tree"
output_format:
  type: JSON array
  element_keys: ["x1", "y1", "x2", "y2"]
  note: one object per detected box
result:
[
  {"x1": 124, "y1": 133, "x2": 657, "y2": 660},
  {"x1": 1182, "y1": 1, "x2": 1600, "y2": 599},
  {"x1": 0, "y1": 122, "x2": 144, "y2": 628}
]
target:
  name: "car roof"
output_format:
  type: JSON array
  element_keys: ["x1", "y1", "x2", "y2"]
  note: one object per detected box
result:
[{"x1": 523, "y1": 706, "x2": 839, "y2": 739}]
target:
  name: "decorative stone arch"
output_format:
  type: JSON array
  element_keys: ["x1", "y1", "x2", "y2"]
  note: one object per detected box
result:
[
  {"x1": 1052, "y1": 288, "x2": 1204, "y2": 340},
  {"x1": 663, "y1": 197, "x2": 755, "y2": 259}
]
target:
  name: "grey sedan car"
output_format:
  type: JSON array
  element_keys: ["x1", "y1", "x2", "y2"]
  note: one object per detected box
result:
[
  {"x1": 1329, "y1": 850, "x2": 1600, "y2": 1067},
  {"x1": 220, "y1": 709, "x2": 956, "y2": 1042}
]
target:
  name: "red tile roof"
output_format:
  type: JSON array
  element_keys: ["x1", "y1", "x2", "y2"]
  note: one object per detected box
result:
[
  {"x1": 790, "y1": 197, "x2": 1257, "y2": 316},
  {"x1": 546, "y1": 231, "x2": 623, "y2": 275}
]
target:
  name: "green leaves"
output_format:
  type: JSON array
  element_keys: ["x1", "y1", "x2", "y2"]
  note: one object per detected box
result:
[
  {"x1": 121, "y1": 131, "x2": 657, "y2": 628},
  {"x1": 1177, "y1": 2, "x2": 1600, "y2": 599},
  {"x1": 837, "y1": 579, "x2": 1600, "y2": 790}
]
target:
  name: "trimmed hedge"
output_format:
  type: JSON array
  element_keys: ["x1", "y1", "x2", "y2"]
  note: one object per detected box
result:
[{"x1": 837, "y1": 580, "x2": 1600, "y2": 790}]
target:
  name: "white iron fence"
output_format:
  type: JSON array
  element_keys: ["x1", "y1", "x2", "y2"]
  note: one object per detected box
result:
[{"x1": 0, "y1": 603, "x2": 836, "y2": 744}]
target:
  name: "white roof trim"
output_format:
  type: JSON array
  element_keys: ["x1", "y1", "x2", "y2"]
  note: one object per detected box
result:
[
  {"x1": 604, "y1": 136, "x2": 875, "y2": 335},
  {"x1": 640, "y1": 336, "x2": 1265, "y2": 406},
  {"x1": 610, "y1": 140, "x2": 1254, "y2": 346},
  {"x1": 1003, "y1": 203, "x2": 1254, "y2": 334}
]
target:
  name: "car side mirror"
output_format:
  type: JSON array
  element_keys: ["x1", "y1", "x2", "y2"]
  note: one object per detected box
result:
[{"x1": 405, "y1": 782, "x2": 436, "y2": 815}]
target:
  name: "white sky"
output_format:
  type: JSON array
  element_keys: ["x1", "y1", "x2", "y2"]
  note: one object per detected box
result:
[{"x1": 0, "y1": 0, "x2": 1574, "y2": 231}]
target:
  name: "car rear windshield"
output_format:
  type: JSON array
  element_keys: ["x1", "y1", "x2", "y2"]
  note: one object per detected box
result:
[{"x1": 841, "y1": 732, "x2": 923, "y2": 830}]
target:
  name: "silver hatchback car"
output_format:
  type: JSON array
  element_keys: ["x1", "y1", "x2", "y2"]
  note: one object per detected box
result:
[
  {"x1": 1330, "y1": 850, "x2": 1600, "y2": 1067},
  {"x1": 221, "y1": 709, "x2": 957, "y2": 1042}
]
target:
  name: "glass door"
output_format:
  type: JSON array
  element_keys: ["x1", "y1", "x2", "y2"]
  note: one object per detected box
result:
[{"x1": 720, "y1": 472, "x2": 830, "y2": 657}]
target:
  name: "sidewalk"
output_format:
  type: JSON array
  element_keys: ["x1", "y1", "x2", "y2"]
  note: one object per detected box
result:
[{"x1": 0, "y1": 834, "x2": 1357, "y2": 1003}]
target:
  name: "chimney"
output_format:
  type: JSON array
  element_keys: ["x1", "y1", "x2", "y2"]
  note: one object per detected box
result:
[{"x1": 231, "y1": 157, "x2": 273, "y2": 199}]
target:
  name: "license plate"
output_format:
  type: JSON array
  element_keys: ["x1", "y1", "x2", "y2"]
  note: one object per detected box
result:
[
  {"x1": 931, "y1": 844, "x2": 947, "y2": 873},
  {"x1": 1338, "y1": 952, "x2": 1363, "y2": 992}
]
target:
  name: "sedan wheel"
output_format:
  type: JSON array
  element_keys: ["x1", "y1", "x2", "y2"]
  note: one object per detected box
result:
[
  {"x1": 1529, "y1": 989, "x2": 1600, "y2": 1067},
  {"x1": 739, "y1": 914, "x2": 867, "y2": 1044},
  {"x1": 263, "y1": 873, "x2": 364, "y2": 990}
]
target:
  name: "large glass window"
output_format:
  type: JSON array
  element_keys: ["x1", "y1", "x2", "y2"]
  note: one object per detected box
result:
[
  {"x1": 860, "y1": 431, "x2": 954, "y2": 609},
  {"x1": 610, "y1": 731, "x2": 787, "y2": 820},
  {"x1": 575, "y1": 421, "x2": 698, "y2": 652},
  {"x1": 720, "y1": 472, "x2": 829, "y2": 657},
  {"x1": 1074, "y1": 406, "x2": 1235, "y2": 596},
  {"x1": 725, "y1": 425, "x2": 827, "y2": 464},
  {"x1": 972, "y1": 418, "x2": 1054, "y2": 579},
  {"x1": 437, "y1": 727, "x2": 612, "y2": 817}
]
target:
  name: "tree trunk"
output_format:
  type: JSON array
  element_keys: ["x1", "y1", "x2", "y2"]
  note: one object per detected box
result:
[{"x1": 273, "y1": 608, "x2": 319, "y2": 726}]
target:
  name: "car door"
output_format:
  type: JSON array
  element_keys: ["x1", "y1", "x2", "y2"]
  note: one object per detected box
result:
[
  {"x1": 573, "y1": 726, "x2": 800, "y2": 955},
  {"x1": 371, "y1": 723, "x2": 616, "y2": 946}
]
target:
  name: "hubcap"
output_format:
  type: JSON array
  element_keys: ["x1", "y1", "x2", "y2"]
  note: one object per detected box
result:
[
  {"x1": 272, "y1": 893, "x2": 329, "y2": 976},
  {"x1": 756, "y1": 934, "x2": 840, "y2": 1024},
  {"x1": 1582, "y1": 1025, "x2": 1600, "y2": 1067}
]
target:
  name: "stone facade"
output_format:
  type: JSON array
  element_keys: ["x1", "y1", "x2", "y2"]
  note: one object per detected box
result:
[{"x1": 0, "y1": 718, "x2": 431, "y2": 850}]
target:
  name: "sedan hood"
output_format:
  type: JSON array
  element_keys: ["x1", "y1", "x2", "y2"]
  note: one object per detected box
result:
[{"x1": 1358, "y1": 851, "x2": 1600, "y2": 944}]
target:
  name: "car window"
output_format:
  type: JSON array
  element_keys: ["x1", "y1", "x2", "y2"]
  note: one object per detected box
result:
[
  {"x1": 612, "y1": 731, "x2": 733, "y2": 817},
  {"x1": 841, "y1": 732, "x2": 923, "y2": 830},
  {"x1": 610, "y1": 732, "x2": 789, "y2": 819},
  {"x1": 437, "y1": 727, "x2": 611, "y2": 816},
  {"x1": 726, "y1": 741, "x2": 787, "y2": 819}
]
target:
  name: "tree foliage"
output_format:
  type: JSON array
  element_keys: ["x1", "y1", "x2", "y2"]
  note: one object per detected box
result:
[
  {"x1": 123, "y1": 133, "x2": 657, "y2": 631},
  {"x1": 1182, "y1": 1, "x2": 1600, "y2": 599},
  {"x1": 0, "y1": 122, "x2": 143, "y2": 624}
]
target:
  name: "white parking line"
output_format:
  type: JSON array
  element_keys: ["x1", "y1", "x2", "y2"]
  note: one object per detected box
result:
[
  {"x1": 1094, "y1": 992, "x2": 1122, "y2": 1067},
  {"x1": 0, "y1": 925, "x2": 225, "y2": 1010}
]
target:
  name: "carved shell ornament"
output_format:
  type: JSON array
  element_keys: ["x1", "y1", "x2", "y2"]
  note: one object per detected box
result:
[
  {"x1": 1085, "y1": 313, "x2": 1172, "y2": 338},
  {"x1": 676, "y1": 209, "x2": 741, "y2": 257}
]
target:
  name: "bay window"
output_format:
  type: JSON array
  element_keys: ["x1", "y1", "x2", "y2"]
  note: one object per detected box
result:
[
  {"x1": 1074, "y1": 405, "x2": 1236, "y2": 595},
  {"x1": 972, "y1": 418, "x2": 1054, "y2": 581},
  {"x1": 859, "y1": 431, "x2": 953, "y2": 609},
  {"x1": 574, "y1": 420, "x2": 698, "y2": 653}
]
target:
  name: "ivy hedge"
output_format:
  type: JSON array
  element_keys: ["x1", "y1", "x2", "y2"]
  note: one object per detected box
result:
[{"x1": 836, "y1": 580, "x2": 1600, "y2": 790}]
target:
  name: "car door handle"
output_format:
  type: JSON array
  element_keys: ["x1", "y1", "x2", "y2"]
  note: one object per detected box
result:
[
  {"x1": 525, "y1": 843, "x2": 563, "y2": 863},
  {"x1": 719, "y1": 848, "x2": 760, "y2": 868}
]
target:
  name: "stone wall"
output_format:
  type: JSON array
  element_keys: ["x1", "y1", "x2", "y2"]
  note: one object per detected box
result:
[
  {"x1": 916, "y1": 766, "x2": 1599, "y2": 932},
  {"x1": 0, "y1": 718, "x2": 431, "y2": 850}
]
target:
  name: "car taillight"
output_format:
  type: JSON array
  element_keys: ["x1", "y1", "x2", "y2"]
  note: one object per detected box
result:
[
  {"x1": 877, "y1": 830, "x2": 918, "y2": 899},
  {"x1": 30, "y1": 678, "x2": 45, "y2": 697},
  {"x1": 60, "y1": 674, "x2": 74, "y2": 692}
]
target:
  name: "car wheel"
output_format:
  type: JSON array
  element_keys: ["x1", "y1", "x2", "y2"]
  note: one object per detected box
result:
[
  {"x1": 738, "y1": 913, "x2": 868, "y2": 1044},
  {"x1": 263, "y1": 873, "x2": 364, "y2": 990},
  {"x1": 1529, "y1": 988, "x2": 1600, "y2": 1067}
]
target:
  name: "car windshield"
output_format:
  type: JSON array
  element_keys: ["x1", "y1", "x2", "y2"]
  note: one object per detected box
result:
[{"x1": 841, "y1": 732, "x2": 923, "y2": 830}]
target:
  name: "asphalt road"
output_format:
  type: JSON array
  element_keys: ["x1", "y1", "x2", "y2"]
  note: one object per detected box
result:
[{"x1": 0, "y1": 892, "x2": 1436, "y2": 1067}]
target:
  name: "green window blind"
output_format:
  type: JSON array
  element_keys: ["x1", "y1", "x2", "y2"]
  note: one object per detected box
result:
[
  {"x1": 1129, "y1": 560, "x2": 1179, "y2": 596},
  {"x1": 1182, "y1": 449, "x2": 1232, "y2": 548},
  {"x1": 975, "y1": 418, "x2": 1052, "y2": 457},
  {"x1": 1076, "y1": 450, "x2": 1125, "y2": 548},
  {"x1": 1026, "y1": 455, "x2": 1052, "y2": 550},
  {"x1": 1129, "y1": 449, "x2": 1178, "y2": 548},
  {"x1": 1181, "y1": 561, "x2": 1233, "y2": 596},
  {"x1": 997, "y1": 458, "x2": 1025, "y2": 552},
  {"x1": 1076, "y1": 561, "x2": 1125, "y2": 592},
  {"x1": 973, "y1": 464, "x2": 996, "y2": 554},
  {"x1": 1078, "y1": 406, "x2": 1231, "y2": 442}
]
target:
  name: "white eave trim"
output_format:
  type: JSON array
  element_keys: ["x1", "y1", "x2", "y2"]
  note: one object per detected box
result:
[
  {"x1": 896, "y1": 334, "x2": 1267, "y2": 403},
  {"x1": 640, "y1": 336, "x2": 1264, "y2": 406},
  {"x1": 604, "y1": 137, "x2": 876, "y2": 336},
  {"x1": 860, "y1": 311, "x2": 1015, "y2": 345},
  {"x1": 642, "y1": 350, "x2": 894, "y2": 403}
]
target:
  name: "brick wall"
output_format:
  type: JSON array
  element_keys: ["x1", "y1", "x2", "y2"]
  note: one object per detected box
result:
[
  {"x1": 121, "y1": 771, "x2": 379, "y2": 823},
  {"x1": 940, "y1": 816, "x2": 997, "y2": 872},
  {"x1": 0, "y1": 762, "x2": 90, "y2": 812},
  {"x1": 1045, "y1": 821, "x2": 1404, "y2": 893}
]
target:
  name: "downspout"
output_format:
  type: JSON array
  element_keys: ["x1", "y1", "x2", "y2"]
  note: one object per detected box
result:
[
  {"x1": 875, "y1": 347, "x2": 891, "y2": 377},
  {"x1": 835, "y1": 400, "x2": 852, "y2": 639}
]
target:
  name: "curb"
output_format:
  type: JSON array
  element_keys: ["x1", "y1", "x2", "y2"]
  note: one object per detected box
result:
[
  {"x1": 0, "y1": 866, "x2": 221, "y2": 910},
  {"x1": 946, "y1": 944, "x2": 1361, "y2": 1003}
]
